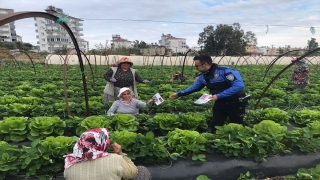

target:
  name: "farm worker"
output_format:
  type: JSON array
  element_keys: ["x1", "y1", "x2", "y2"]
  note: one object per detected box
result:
[
  {"x1": 103, "y1": 57, "x2": 149, "y2": 104},
  {"x1": 64, "y1": 128, "x2": 152, "y2": 180},
  {"x1": 169, "y1": 54, "x2": 248, "y2": 133},
  {"x1": 291, "y1": 57, "x2": 310, "y2": 89},
  {"x1": 106, "y1": 87, "x2": 154, "y2": 116},
  {"x1": 169, "y1": 71, "x2": 188, "y2": 83}
]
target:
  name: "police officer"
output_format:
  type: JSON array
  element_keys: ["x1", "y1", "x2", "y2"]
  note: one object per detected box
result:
[{"x1": 169, "y1": 54, "x2": 247, "y2": 133}]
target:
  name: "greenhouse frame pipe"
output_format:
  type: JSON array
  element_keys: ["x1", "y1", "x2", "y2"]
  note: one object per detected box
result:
[
  {"x1": 0, "y1": 11, "x2": 90, "y2": 116},
  {"x1": 15, "y1": 51, "x2": 37, "y2": 74},
  {"x1": 254, "y1": 47, "x2": 320, "y2": 110}
]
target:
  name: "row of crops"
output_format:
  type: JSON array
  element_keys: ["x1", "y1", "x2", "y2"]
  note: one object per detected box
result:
[{"x1": 0, "y1": 63, "x2": 320, "y2": 179}]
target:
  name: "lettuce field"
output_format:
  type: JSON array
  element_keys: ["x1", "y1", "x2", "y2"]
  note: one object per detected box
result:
[{"x1": 0, "y1": 62, "x2": 320, "y2": 180}]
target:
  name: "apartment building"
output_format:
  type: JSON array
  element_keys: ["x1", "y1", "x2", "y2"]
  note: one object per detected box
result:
[
  {"x1": 158, "y1": 34, "x2": 188, "y2": 53},
  {"x1": 111, "y1": 34, "x2": 132, "y2": 48},
  {"x1": 0, "y1": 8, "x2": 19, "y2": 42},
  {"x1": 140, "y1": 46, "x2": 167, "y2": 56},
  {"x1": 34, "y1": 6, "x2": 88, "y2": 53}
]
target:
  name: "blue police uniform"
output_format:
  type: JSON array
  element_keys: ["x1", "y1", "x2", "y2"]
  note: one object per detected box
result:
[{"x1": 176, "y1": 63, "x2": 246, "y2": 132}]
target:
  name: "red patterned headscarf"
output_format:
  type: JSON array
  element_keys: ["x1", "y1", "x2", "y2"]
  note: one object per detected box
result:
[{"x1": 64, "y1": 128, "x2": 110, "y2": 168}]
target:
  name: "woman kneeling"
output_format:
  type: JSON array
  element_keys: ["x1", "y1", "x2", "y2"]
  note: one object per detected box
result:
[{"x1": 107, "y1": 87, "x2": 153, "y2": 116}]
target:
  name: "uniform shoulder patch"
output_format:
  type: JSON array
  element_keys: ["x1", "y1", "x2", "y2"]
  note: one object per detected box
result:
[{"x1": 226, "y1": 73, "x2": 235, "y2": 81}]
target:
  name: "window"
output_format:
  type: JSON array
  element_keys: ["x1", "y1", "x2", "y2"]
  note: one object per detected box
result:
[
  {"x1": 42, "y1": 44, "x2": 46, "y2": 47},
  {"x1": 51, "y1": 38, "x2": 54, "y2": 42},
  {"x1": 42, "y1": 39, "x2": 45, "y2": 42},
  {"x1": 57, "y1": 38, "x2": 60, "y2": 41},
  {"x1": 41, "y1": 33, "x2": 44, "y2": 35}
]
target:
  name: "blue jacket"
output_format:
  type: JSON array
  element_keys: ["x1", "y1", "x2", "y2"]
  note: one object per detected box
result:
[{"x1": 177, "y1": 64, "x2": 244, "y2": 99}]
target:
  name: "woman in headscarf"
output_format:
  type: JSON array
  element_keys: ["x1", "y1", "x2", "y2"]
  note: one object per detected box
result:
[
  {"x1": 64, "y1": 128, "x2": 152, "y2": 180},
  {"x1": 107, "y1": 87, "x2": 154, "y2": 116},
  {"x1": 103, "y1": 57, "x2": 149, "y2": 104},
  {"x1": 291, "y1": 57, "x2": 310, "y2": 89}
]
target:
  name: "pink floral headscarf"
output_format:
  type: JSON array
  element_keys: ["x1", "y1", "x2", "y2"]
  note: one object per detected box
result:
[{"x1": 64, "y1": 128, "x2": 110, "y2": 168}]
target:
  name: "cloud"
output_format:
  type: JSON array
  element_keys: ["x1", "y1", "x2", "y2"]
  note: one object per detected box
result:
[{"x1": 1, "y1": 0, "x2": 319, "y2": 49}]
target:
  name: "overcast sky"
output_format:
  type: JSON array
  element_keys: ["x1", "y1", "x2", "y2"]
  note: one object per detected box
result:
[{"x1": 1, "y1": 0, "x2": 320, "y2": 49}]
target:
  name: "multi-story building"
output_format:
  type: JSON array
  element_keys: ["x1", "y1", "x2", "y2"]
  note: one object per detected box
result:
[
  {"x1": 111, "y1": 34, "x2": 132, "y2": 48},
  {"x1": 34, "y1": 6, "x2": 88, "y2": 53},
  {"x1": 158, "y1": 34, "x2": 188, "y2": 53},
  {"x1": 140, "y1": 46, "x2": 167, "y2": 56},
  {"x1": 0, "y1": 8, "x2": 18, "y2": 42}
]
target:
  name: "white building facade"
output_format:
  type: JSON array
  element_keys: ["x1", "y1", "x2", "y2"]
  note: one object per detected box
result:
[
  {"x1": 0, "y1": 8, "x2": 18, "y2": 42},
  {"x1": 35, "y1": 6, "x2": 88, "y2": 53},
  {"x1": 111, "y1": 34, "x2": 132, "y2": 48},
  {"x1": 158, "y1": 34, "x2": 188, "y2": 53}
]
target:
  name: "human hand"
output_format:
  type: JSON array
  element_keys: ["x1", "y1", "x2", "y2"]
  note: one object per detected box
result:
[
  {"x1": 147, "y1": 98, "x2": 154, "y2": 106},
  {"x1": 142, "y1": 80, "x2": 149, "y2": 84},
  {"x1": 169, "y1": 93, "x2": 178, "y2": 99},
  {"x1": 111, "y1": 143, "x2": 123, "y2": 155},
  {"x1": 210, "y1": 94, "x2": 218, "y2": 101},
  {"x1": 110, "y1": 77, "x2": 117, "y2": 82}
]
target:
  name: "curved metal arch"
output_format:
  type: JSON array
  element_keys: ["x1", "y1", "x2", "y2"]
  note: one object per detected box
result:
[
  {"x1": 13, "y1": 51, "x2": 37, "y2": 74},
  {"x1": 0, "y1": 11, "x2": 90, "y2": 116},
  {"x1": 216, "y1": 54, "x2": 228, "y2": 65},
  {"x1": 232, "y1": 52, "x2": 255, "y2": 81},
  {"x1": 44, "y1": 54, "x2": 64, "y2": 73},
  {"x1": 150, "y1": 55, "x2": 158, "y2": 70},
  {"x1": 263, "y1": 50, "x2": 301, "y2": 81},
  {"x1": 255, "y1": 55, "x2": 267, "y2": 65},
  {"x1": 88, "y1": 50, "x2": 97, "y2": 75},
  {"x1": 99, "y1": 50, "x2": 109, "y2": 76},
  {"x1": 254, "y1": 47, "x2": 320, "y2": 110},
  {"x1": 65, "y1": 48, "x2": 95, "y2": 87},
  {"x1": 180, "y1": 49, "x2": 192, "y2": 83},
  {"x1": 1, "y1": 52, "x2": 21, "y2": 70}
]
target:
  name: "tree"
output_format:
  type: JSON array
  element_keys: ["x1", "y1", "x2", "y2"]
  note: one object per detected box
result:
[
  {"x1": 197, "y1": 23, "x2": 257, "y2": 56},
  {"x1": 244, "y1": 31, "x2": 257, "y2": 46},
  {"x1": 278, "y1": 47, "x2": 284, "y2": 55},
  {"x1": 132, "y1": 40, "x2": 148, "y2": 49},
  {"x1": 197, "y1": 25, "x2": 214, "y2": 51},
  {"x1": 308, "y1": 38, "x2": 318, "y2": 49}
]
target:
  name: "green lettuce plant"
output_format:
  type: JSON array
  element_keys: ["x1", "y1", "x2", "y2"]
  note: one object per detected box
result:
[
  {"x1": 166, "y1": 128, "x2": 207, "y2": 159},
  {"x1": 0, "y1": 117, "x2": 29, "y2": 142},
  {"x1": 0, "y1": 141, "x2": 21, "y2": 179},
  {"x1": 150, "y1": 113, "x2": 180, "y2": 133},
  {"x1": 112, "y1": 114, "x2": 139, "y2": 132},
  {"x1": 179, "y1": 112, "x2": 208, "y2": 130},
  {"x1": 76, "y1": 115, "x2": 112, "y2": 135},
  {"x1": 292, "y1": 109, "x2": 320, "y2": 125},
  {"x1": 110, "y1": 131, "x2": 137, "y2": 159},
  {"x1": 27, "y1": 116, "x2": 66, "y2": 141}
]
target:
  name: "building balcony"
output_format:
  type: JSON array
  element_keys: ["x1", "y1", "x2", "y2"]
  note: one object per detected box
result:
[
  {"x1": 79, "y1": 33, "x2": 84, "y2": 36},
  {"x1": 36, "y1": 35, "x2": 39, "y2": 38},
  {"x1": 75, "y1": 27, "x2": 83, "y2": 31},
  {"x1": 35, "y1": 29, "x2": 38, "y2": 33},
  {"x1": 37, "y1": 41, "x2": 39, "y2": 44},
  {"x1": 1, "y1": 24, "x2": 9, "y2": 28},
  {"x1": 76, "y1": 22, "x2": 83, "y2": 26},
  {"x1": 10, "y1": 24, "x2": 15, "y2": 29},
  {"x1": 35, "y1": 23, "x2": 37, "y2": 26},
  {"x1": 0, "y1": 30, "x2": 9, "y2": 34}
]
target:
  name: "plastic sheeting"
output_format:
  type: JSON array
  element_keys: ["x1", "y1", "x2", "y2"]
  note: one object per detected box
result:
[{"x1": 141, "y1": 151, "x2": 320, "y2": 180}]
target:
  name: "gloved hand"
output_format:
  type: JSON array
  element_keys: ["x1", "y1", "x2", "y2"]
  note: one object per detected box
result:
[
  {"x1": 147, "y1": 98, "x2": 154, "y2": 107},
  {"x1": 142, "y1": 80, "x2": 149, "y2": 84},
  {"x1": 110, "y1": 77, "x2": 117, "y2": 82}
]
